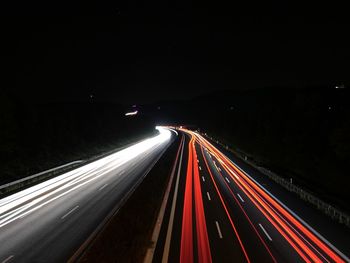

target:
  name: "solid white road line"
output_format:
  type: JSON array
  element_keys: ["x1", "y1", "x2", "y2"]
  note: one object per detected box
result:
[
  {"x1": 144, "y1": 136, "x2": 184, "y2": 263},
  {"x1": 225, "y1": 177, "x2": 230, "y2": 183},
  {"x1": 61, "y1": 205, "x2": 79, "y2": 220},
  {"x1": 1, "y1": 255, "x2": 14, "y2": 263},
  {"x1": 161, "y1": 138, "x2": 185, "y2": 263},
  {"x1": 202, "y1": 176, "x2": 205, "y2": 182},
  {"x1": 237, "y1": 193, "x2": 245, "y2": 203},
  {"x1": 215, "y1": 221, "x2": 223, "y2": 239},
  {"x1": 199, "y1": 166, "x2": 202, "y2": 170},
  {"x1": 259, "y1": 223, "x2": 272, "y2": 241},
  {"x1": 98, "y1": 184, "x2": 108, "y2": 191},
  {"x1": 206, "y1": 192, "x2": 211, "y2": 201}
]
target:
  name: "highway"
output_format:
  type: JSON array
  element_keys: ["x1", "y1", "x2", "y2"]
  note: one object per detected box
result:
[
  {"x1": 150, "y1": 128, "x2": 350, "y2": 263},
  {"x1": 0, "y1": 127, "x2": 173, "y2": 263},
  {"x1": 1, "y1": 126, "x2": 349, "y2": 263}
]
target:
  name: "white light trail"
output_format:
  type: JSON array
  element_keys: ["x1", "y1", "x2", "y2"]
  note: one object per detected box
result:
[
  {"x1": 0, "y1": 127, "x2": 171, "y2": 228},
  {"x1": 125, "y1": 110, "x2": 138, "y2": 116}
]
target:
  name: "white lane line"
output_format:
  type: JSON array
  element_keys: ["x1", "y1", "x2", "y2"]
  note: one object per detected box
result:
[
  {"x1": 202, "y1": 176, "x2": 205, "y2": 182},
  {"x1": 61, "y1": 205, "x2": 79, "y2": 220},
  {"x1": 237, "y1": 193, "x2": 245, "y2": 203},
  {"x1": 227, "y1": 157, "x2": 350, "y2": 262},
  {"x1": 214, "y1": 164, "x2": 218, "y2": 170},
  {"x1": 218, "y1": 167, "x2": 222, "y2": 172},
  {"x1": 259, "y1": 223, "x2": 272, "y2": 241},
  {"x1": 98, "y1": 184, "x2": 108, "y2": 191},
  {"x1": 161, "y1": 138, "x2": 185, "y2": 263},
  {"x1": 144, "y1": 135, "x2": 184, "y2": 263},
  {"x1": 1, "y1": 255, "x2": 14, "y2": 263},
  {"x1": 215, "y1": 221, "x2": 223, "y2": 239},
  {"x1": 0, "y1": 129, "x2": 172, "y2": 230},
  {"x1": 225, "y1": 177, "x2": 230, "y2": 183},
  {"x1": 206, "y1": 192, "x2": 211, "y2": 201},
  {"x1": 198, "y1": 133, "x2": 350, "y2": 262},
  {"x1": 197, "y1": 159, "x2": 199, "y2": 163},
  {"x1": 120, "y1": 170, "x2": 125, "y2": 175},
  {"x1": 199, "y1": 166, "x2": 202, "y2": 170}
]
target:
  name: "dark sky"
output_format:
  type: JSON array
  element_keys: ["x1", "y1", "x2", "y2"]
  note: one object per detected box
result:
[{"x1": 3, "y1": 1, "x2": 350, "y2": 104}]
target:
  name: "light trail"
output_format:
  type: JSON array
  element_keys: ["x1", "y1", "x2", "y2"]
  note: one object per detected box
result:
[
  {"x1": 199, "y1": 142, "x2": 251, "y2": 263},
  {"x1": 125, "y1": 110, "x2": 138, "y2": 116},
  {"x1": 180, "y1": 133, "x2": 212, "y2": 263},
  {"x1": 200, "y1": 145, "x2": 277, "y2": 262},
  {"x1": 198, "y1": 137, "x2": 321, "y2": 261},
  {"x1": 180, "y1": 135, "x2": 194, "y2": 263},
  {"x1": 191, "y1": 130, "x2": 348, "y2": 263},
  {"x1": 0, "y1": 127, "x2": 171, "y2": 228},
  {"x1": 193, "y1": 139, "x2": 212, "y2": 263}
]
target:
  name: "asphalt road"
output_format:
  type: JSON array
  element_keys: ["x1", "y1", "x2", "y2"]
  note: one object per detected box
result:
[
  {"x1": 1, "y1": 126, "x2": 349, "y2": 263},
  {"x1": 151, "y1": 128, "x2": 350, "y2": 263},
  {"x1": 0, "y1": 127, "x2": 174, "y2": 263}
]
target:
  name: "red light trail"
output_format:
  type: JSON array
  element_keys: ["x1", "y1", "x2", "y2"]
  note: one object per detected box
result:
[{"x1": 191, "y1": 130, "x2": 346, "y2": 263}]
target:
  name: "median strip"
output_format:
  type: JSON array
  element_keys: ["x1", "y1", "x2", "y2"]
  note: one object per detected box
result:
[{"x1": 158, "y1": 136, "x2": 185, "y2": 263}]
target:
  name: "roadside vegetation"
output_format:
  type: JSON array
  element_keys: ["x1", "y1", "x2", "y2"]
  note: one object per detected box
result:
[
  {"x1": 151, "y1": 86, "x2": 349, "y2": 211},
  {"x1": 0, "y1": 91, "x2": 155, "y2": 184}
]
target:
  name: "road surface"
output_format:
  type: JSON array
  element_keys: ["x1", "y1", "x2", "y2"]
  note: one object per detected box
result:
[
  {"x1": 1, "y1": 126, "x2": 349, "y2": 263},
  {"x1": 0, "y1": 127, "x2": 173, "y2": 263},
  {"x1": 151, "y1": 128, "x2": 350, "y2": 263}
]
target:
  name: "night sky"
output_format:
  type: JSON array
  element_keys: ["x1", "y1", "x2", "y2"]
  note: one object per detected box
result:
[{"x1": 3, "y1": 1, "x2": 350, "y2": 104}]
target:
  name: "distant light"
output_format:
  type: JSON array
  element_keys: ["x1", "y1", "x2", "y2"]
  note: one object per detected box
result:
[
  {"x1": 132, "y1": 104, "x2": 137, "y2": 108},
  {"x1": 125, "y1": 110, "x2": 138, "y2": 116},
  {"x1": 157, "y1": 106, "x2": 161, "y2": 110},
  {"x1": 328, "y1": 106, "x2": 332, "y2": 110},
  {"x1": 335, "y1": 84, "x2": 345, "y2": 89}
]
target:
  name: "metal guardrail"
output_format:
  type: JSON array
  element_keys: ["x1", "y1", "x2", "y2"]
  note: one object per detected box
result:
[
  {"x1": 202, "y1": 133, "x2": 350, "y2": 228},
  {"x1": 0, "y1": 160, "x2": 84, "y2": 197},
  {"x1": 0, "y1": 133, "x2": 157, "y2": 199}
]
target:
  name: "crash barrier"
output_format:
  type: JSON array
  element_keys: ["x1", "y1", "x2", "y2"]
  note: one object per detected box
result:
[{"x1": 202, "y1": 133, "x2": 350, "y2": 228}]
